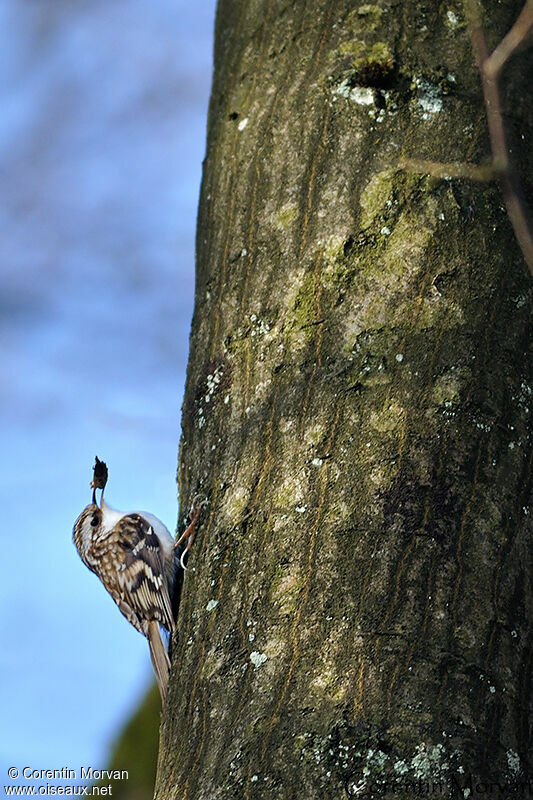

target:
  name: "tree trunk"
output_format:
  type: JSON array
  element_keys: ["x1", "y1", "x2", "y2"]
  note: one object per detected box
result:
[{"x1": 156, "y1": 1, "x2": 533, "y2": 797}]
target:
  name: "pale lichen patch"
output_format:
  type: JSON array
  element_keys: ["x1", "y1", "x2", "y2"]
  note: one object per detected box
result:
[
  {"x1": 369, "y1": 399, "x2": 405, "y2": 434},
  {"x1": 446, "y1": 9, "x2": 462, "y2": 28},
  {"x1": 368, "y1": 463, "x2": 397, "y2": 489},
  {"x1": 309, "y1": 669, "x2": 347, "y2": 704},
  {"x1": 342, "y1": 207, "x2": 437, "y2": 344},
  {"x1": 447, "y1": 11, "x2": 457, "y2": 26},
  {"x1": 198, "y1": 363, "x2": 225, "y2": 428},
  {"x1": 382, "y1": 207, "x2": 436, "y2": 275},
  {"x1": 393, "y1": 759, "x2": 408, "y2": 775},
  {"x1": 250, "y1": 651, "x2": 267, "y2": 668},
  {"x1": 273, "y1": 475, "x2": 306, "y2": 508},
  {"x1": 412, "y1": 76, "x2": 444, "y2": 119},
  {"x1": 263, "y1": 634, "x2": 287, "y2": 660},
  {"x1": 319, "y1": 234, "x2": 346, "y2": 268},
  {"x1": 431, "y1": 368, "x2": 470, "y2": 408},
  {"x1": 507, "y1": 749, "x2": 521, "y2": 775},
  {"x1": 411, "y1": 743, "x2": 447, "y2": 779},
  {"x1": 222, "y1": 486, "x2": 252, "y2": 523},
  {"x1": 303, "y1": 422, "x2": 327, "y2": 448},
  {"x1": 333, "y1": 80, "x2": 374, "y2": 106},
  {"x1": 271, "y1": 570, "x2": 304, "y2": 615},
  {"x1": 414, "y1": 295, "x2": 465, "y2": 330},
  {"x1": 362, "y1": 749, "x2": 388, "y2": 777},
  {"x1": 201, "y1": 647, "x2": 226, "y2": 679},
  {"x1": 253, "y1": 377, "x2": 273, "y2": 402}
]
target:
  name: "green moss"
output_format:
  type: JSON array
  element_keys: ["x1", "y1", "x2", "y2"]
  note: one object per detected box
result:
[
  {"x1": 274, "y1": 202, "x2": 298, "y2": 230},
  {"x1": 359, "y1": 169, "x2": 397, "y2": 230},
  {"x1": 346, "y1": 5, "x2": 383, "y2": 32},
  {"x1": 338, "y1": 39, "x2": 366, "y2": 57},
  {"x1": 289, "y1": 235, "x2": 359, "y2": 333},
  {"x1": 379, "y1": 210, "x2": 435, "y2": 276},
  {"x1": 357, "y1": 178, "x2": 445, "y2": 307},
  {"x1": 331, "y1": 36, "x2": 394, "y2": 88},
  {"x1": 291, "y1": 270, "x2": 319, "y2": 328},
  {"x1": 322, "y1": 235, "x2": 347, "y2": 264},
  {"x1": 272, "y1": 474, "x2": 306, "y2": 507},
  {"x1": 352, "y1": 211, "x2": 436, "y2": 292},
  {"x1": 369, "y1": 399, "x2": 405, "y2": 434},
  {"x1": 309, "y1": 235, "x2": 355, "y2": 293},
  {"x1": 352, "y1": 41, "x2": 393, "y2": 72},
  {"x1": 359, "y1": 169, "x2": 431, "y2": 233}
]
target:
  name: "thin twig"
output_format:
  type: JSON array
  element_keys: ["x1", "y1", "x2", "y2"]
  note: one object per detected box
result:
[
  {"x1": 402, "y1": 3, "x2": 533, "y2": 276},
  {"x1": 399, "y1": 158, "x2": 495, "y2": 182},
  {"x1": 485, "y1": 0, "x2": 533, "y2": 79},
  {"x1": 466, "y1": 0, "x2": 533, "y2": 274}
]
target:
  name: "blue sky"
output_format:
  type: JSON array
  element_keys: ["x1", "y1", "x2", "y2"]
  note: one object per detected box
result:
[{"x1": 0, "y1": 0, "x2": 215, "y2": 780}]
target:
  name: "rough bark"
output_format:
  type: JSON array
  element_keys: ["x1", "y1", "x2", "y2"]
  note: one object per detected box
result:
[{"x1": 156, "y1": 1, "x2": 533, "y2": 798}]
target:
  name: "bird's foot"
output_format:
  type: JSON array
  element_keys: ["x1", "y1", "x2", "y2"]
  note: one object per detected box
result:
[{"x1": 174, "y1": 494, "x2": 208, "y2": 568}]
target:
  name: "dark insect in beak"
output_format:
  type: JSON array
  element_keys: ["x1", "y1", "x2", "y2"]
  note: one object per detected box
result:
[{"x1": 90, "y1": 456, "x2": 108, "y2": 508}]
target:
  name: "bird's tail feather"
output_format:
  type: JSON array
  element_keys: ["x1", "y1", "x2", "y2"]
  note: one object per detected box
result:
[{"x1": 147, "y1": 620, "x2": 170, "y2": 702}]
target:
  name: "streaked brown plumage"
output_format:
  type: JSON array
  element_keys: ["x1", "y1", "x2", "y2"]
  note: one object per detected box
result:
[
  {"x1": 74, "y1": 507, "x2": 175, "y2": 634},
  {"x1": 73, "y1": 461, "x2": 204, "y2": 702}
]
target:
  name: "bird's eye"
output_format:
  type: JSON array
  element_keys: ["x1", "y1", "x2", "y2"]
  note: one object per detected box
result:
[{"x1": 91, "y1": 515, "x2": 99, "y2": 527}]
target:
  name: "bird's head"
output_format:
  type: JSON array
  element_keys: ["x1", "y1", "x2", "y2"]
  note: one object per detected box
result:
[{"x1": 73, "y1": 502, "x2": 103, "y2": 540}]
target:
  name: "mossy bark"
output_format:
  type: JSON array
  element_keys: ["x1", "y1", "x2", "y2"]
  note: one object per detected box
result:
[{"x1": 156, "y1": 1, "x2": 533, "y2": 798}]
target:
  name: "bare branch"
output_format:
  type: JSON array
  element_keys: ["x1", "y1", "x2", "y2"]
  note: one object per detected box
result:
[
  {"x1": 465, "y1": 0, "x2": 533, "y2": 275},
  {"x1": 485, "y1": 1, "x2": 533, "y2": 79},
  {"x1": 399, "y1": 158, "x2": 495, "y2": 182}
]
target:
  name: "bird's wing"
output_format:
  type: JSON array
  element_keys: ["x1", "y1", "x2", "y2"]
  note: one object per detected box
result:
[{"x1": 87, "y1": 513, "x2": 175, "y2": 635}]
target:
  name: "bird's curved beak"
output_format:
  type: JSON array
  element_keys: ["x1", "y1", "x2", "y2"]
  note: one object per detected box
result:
[{"x1": 91, "y1": 486, "x2": 105, "y2": 509}]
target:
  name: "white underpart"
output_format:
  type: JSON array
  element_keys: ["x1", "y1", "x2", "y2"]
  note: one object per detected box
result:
[
  {"x1": 99, "y1": 501, "x2": 128, "y2": 535},
  {"x1": 100, "y1": 500, "x2": 174, "y2": 558}
]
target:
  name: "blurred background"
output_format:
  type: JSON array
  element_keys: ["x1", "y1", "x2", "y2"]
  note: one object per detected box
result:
[{"x1": 0, "y1": 0, "x2": 216, "y2": 793}]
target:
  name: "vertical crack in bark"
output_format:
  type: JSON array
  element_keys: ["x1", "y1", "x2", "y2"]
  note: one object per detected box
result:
[{"x1": 257, "y1": 402, "x2": 343, "y2": 770}]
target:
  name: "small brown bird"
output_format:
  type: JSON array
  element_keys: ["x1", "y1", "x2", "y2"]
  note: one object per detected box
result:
[{"x1": 73, "y1": 457, "x2": 204, "y2": 702}]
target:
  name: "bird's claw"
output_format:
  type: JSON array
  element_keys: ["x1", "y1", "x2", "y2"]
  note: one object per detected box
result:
[
  {"x1": 190, "y1": 494, "x2": 209, "y2": 514},
  {"x1": 174, "y1": 493, "x2": 208, "y2": 568}
]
